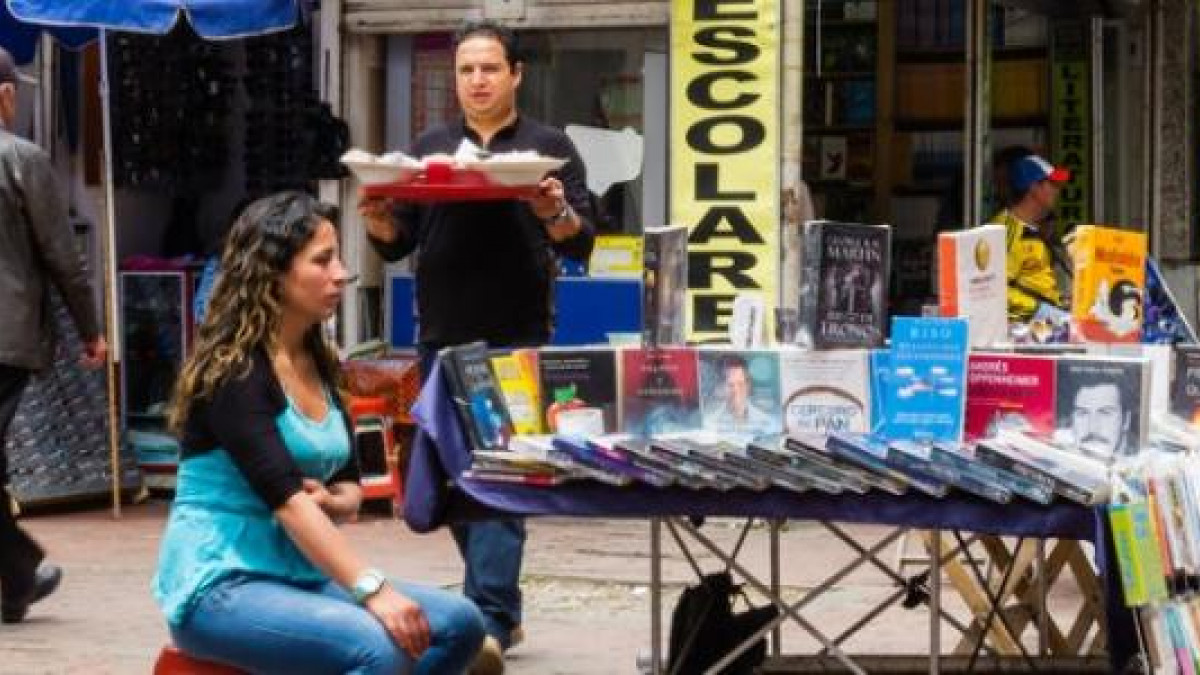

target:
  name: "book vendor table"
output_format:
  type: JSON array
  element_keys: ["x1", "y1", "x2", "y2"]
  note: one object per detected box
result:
[{"x1": 405, "y1": 359, "x2": 1134, "y2": 674}]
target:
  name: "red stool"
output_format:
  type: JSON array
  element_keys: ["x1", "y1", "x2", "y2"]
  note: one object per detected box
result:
[{"x1": 153, "y1": 646, "x2": 247, "y2": 675}]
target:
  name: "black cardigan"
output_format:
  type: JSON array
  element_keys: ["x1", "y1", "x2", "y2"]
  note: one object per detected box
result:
[{"x1": 179, "y1": 349, "x2": 360, "y2": 510}]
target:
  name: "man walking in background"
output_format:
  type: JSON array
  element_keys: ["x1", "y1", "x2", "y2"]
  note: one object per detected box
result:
[
  {"x1": 359, "y1": 19, "x2": 594, "y2": 675},
  {"x1": 0, "y1": 45, "x2": 108, "y2": 624}
]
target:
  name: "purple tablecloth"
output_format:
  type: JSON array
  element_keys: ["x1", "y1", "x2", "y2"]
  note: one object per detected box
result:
[{"x1": 403, "y1": 357, "x2": 1136, "y2": 669}]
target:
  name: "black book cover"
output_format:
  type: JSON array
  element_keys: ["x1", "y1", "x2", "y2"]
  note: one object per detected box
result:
[
  {"x1": 798, "y1": 221, "x2": 891, "y2": 349},
  {"x1": 536, "y1": 348, "x2": 619, "y2": 433},
  {"x1": 439, "y1": 342, "x2": 514, "y2": 453},
  {"x1": 642, "y1": 225, "x2": 688, "y2": 347},
  {"x1": 1171, "y1": 345, "x2": 1200, "y2": 425}
]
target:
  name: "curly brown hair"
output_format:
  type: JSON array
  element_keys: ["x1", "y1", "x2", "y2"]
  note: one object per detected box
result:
[{"x1": 167, "y1": 191, "x2": 343, "y2": 434}]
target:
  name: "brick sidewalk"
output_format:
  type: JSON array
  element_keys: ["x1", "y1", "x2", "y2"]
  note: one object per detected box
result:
[{"x1": 0, "y1": 502, "x2": 1091, "y2": 674}]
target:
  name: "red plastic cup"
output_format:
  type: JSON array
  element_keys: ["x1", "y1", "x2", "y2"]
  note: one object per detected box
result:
[{"x1": 425, "y1": 161, "x2": 453, "y2": 183}]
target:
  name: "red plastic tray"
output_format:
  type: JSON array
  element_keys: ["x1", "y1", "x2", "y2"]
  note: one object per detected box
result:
[
  {"x1": 360, "y1": 168, "x2": 540, "y2": 202},
  {"x1": 362, "y1": 183, "x2": 540, "y2": 201}
]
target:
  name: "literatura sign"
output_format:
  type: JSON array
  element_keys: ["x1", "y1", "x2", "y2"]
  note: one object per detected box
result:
[
  {"x1": 670, "y1": 0, "x2": 780, "y2": 343},
  {"x1": 1051, "y1": 21, "x2": 1090, "y2": 236}
]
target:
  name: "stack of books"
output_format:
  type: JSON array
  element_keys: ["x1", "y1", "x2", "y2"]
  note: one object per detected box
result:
[{"x1": 1104, "y1": 416, "x2": 1200, "y2": 672}]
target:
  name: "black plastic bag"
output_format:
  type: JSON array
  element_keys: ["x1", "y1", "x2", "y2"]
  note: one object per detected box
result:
[{"x1": 667, "y1": 571, "x2": 779, "y2": 675}]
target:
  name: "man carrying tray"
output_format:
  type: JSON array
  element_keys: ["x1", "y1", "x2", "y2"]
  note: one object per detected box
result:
[{"x1": 358, "y1": 18, "x2": 594, "y2": 675}]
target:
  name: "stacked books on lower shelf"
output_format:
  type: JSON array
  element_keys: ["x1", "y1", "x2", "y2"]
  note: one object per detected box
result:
[{"x1": 1106, "y1": 417, "x2": 1200, "y2": 673}]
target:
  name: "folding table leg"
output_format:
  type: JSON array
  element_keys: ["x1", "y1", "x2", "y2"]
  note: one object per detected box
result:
[
  {"x1": 650, "y1": 518, "x2": 662, "y2": 675},
  {"x1": 1037, "y1": 539, "x2": 1047, "y2": 656},
  {"x1": 771, "y1": 519, "x2": 782, "y2": 657},
  {"x1": 931, "y1": 529, "x2": 941, "y2": 675},
  {"x1": 958, "y1": 535, "x2": 1039, "y2": 671}
]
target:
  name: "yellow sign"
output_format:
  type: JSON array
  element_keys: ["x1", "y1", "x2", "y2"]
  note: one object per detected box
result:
[
  {"x1": 670, "y1": 0, "x2": 780, "y2": 343},
  {"x1": 589, "y1": 235, "x2": 644, "y2": 278}
]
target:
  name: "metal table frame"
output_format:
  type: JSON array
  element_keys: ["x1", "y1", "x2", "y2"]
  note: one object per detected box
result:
[{"x1": 646, "y1": 518, "x2": 1084, "y2": 675}]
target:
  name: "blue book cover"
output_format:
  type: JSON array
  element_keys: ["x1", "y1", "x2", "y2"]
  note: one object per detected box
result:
[
  {"x1": 868, "y1": 348, "x2": 890, "y2": 434},
  {"x1": 883, "y1": 317, "x2": 969, "y2": 442},
  {"x1": 1145, "y1": 257, "x2": 1199, "y2": 344},
  {"x1": 841, "y1": 81, "x2": 876, "y2": 125}
]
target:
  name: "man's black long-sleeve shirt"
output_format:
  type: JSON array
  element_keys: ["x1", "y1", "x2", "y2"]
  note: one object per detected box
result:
[{"x1": 369, "y1": 115, "x2": 595, "y2": 348}]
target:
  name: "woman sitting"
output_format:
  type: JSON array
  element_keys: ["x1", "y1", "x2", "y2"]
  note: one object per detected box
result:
[{"x1": 154, "y1": 191, "x2": 484, "y2": 674}]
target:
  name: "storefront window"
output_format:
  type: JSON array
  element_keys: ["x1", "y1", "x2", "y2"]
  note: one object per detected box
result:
[
  {"x1": 802, "y1": 2, "x2": 1067, "y2": 315},
  {"x1": 521, "y1": 28, "x2": 664, "y2": 236}
]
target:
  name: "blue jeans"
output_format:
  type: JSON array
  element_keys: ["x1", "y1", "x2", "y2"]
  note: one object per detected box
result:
[
  {"x1": 419, "y1": 344, "x2": 528, "y2": 649},
  {"x1": 170, "y1": 576, "x2": 484, "y2": 675},
  {"x1": 450, "y1": 518, "x2": 527, "y2": 648}
]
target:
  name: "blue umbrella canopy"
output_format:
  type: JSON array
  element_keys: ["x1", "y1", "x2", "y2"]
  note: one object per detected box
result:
[
  {"x1": 0, "y1": 2, "x2": 94, "y2": 64},
  {"x1": 8, "y1": 0, "x2": 302, "y2": 39}
]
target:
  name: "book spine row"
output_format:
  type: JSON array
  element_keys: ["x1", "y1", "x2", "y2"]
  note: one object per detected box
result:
[
  {"x1": 931, "y1": 445, "x2": 1054, "y2": 505},
  {"x1": 1140, "y1": 600, "x2": 1200, "y2": 674},
  {"x1": 973, "y1": 442, "x2": 1104, "y2": 506},
  {"x1": 948, "y1": 469, "x2": 1013, "y2": 504},
  {"x1": 554, "y1": 436, "x2": 673, "y2": 488}
]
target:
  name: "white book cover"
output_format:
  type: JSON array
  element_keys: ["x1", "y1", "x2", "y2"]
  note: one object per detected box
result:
[
  {"x1": 778, "y1": 348, "x2": 871, "y2": 434},
  {"x1": 937, "y1": 224, "x2": 1007, "y2": 348},
  {"x1": 1108, "y1": 343, "x2": 1171, "y2": 420}
]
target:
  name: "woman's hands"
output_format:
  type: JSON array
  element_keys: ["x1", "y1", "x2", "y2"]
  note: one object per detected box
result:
[
  {"x1": 365, "y1": 585, "x2": 432, "y2": 658},
  {"x1": 301, "y1": 479, "x2": 360, "y2": 523}
]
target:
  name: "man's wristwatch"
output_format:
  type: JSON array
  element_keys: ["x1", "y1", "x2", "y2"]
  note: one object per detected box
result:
[
  {"x1": 351, "y1": 568, "x2": 388, "y2": 604},
  {"x1": 545, "y1": 202, "x2": 573, "y2": 225}
]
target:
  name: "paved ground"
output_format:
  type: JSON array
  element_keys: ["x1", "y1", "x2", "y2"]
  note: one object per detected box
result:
[{"x1": 0, "y1": 500, "x2": 1097, "y2": 674}]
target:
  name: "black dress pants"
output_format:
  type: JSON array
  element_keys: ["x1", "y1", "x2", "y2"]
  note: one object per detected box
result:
[{"x1": 0, "y1": 365, "x2": 43, "y2": 600}]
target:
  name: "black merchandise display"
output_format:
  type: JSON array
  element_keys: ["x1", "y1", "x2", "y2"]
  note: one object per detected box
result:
[
  {"x1": 107, "y1": 25, "x2": 234, "y2": 193},
  {"x1": 6, "y1": 292, "x2": 142, "y2": 507},
  {"x1": 243, "y1": 27, "x2": 348, "y2": 197},
  {"x1": 108, "y1": 23, "x2": 348, "y2": 201}
]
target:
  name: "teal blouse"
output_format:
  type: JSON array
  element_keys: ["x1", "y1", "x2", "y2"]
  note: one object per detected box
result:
[{"x1": 153, "y1": 382, "x2": 352, "y2": 626}]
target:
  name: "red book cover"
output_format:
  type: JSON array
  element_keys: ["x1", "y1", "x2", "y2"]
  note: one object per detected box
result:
[
  {"x1": 619, "y1": 347, "x2": 701, "y2": 436},
  {"x1": 964, "y1": 353, "x2": 1056, "y2": 441}
]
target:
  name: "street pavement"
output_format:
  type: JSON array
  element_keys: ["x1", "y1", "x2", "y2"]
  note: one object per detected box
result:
[{"x1": 0, "y1": 500, "x2": 1092, "y2": 674}]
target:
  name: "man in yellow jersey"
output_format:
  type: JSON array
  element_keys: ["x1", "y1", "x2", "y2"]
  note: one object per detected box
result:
[{"x1": 988, "y1": 154, "x2": 1071, "y2": 322}]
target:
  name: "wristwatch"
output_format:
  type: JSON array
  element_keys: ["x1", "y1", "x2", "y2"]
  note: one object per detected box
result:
[
  {"x1": 545, "y1": 202, "x2": 573, "y2": 225},
  {"x1": 351, "y1": 568, "x2": 388, "y2": 604}
]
